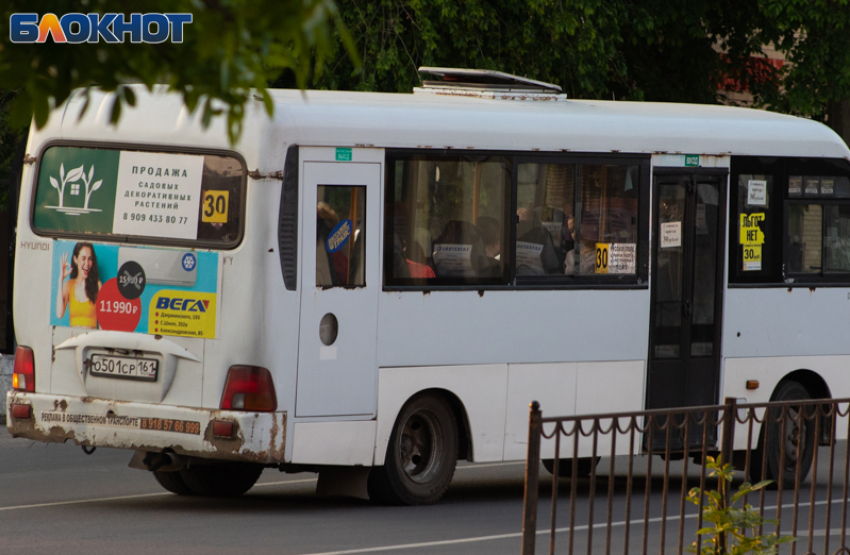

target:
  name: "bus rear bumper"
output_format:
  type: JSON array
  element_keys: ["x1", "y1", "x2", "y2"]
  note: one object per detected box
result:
[{"x1": 5, "y1": 391, "x2": 287, "y2": 464}]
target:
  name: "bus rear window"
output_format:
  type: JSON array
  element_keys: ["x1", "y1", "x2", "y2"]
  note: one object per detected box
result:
[{"x1": 32, "y1": 145, "x2": 245, "y2": 248}]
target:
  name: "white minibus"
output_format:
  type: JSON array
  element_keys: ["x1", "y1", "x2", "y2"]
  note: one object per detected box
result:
[{"x1": 7, "y1": 69, "x2": 850, "y2": 503}]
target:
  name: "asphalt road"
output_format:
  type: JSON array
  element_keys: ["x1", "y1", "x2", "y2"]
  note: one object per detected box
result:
[
  {"x1": 0, "y1": 427, "x2": 541, "y2": 555},
  {"x1": 2, "y1": 427, "x2": 848, "y2": 555}
]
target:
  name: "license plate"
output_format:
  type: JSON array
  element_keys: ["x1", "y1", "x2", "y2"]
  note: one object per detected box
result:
[{"x1": 89, "y1": 353, "x2": 158, "y2": 381}]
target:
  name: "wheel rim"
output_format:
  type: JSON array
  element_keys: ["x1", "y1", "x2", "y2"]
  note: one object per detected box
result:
[
  {"x1": 783, "y1": 407, "x2": 806, "y2": 467},
  {"x1": 398, "y1": 409, "x2": 443, "y2": 484}
]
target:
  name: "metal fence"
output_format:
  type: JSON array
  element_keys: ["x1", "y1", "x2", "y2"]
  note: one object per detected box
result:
[{"x1": 521, "y1": 397, "x2": 850, "y2": 555}]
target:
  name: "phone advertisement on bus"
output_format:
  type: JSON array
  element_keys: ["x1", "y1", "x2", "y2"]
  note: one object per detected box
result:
[{"x1": 50, "y1": 239, "x2": 219, "y2": 338}]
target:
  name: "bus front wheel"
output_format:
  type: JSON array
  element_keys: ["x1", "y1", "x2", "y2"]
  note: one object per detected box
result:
[
  {"x1": 751, "y1": 380, "x2": 816, "y2": 489},
  {"x1": 368, "y1": 393, "x2": 458, "y2": 505}
]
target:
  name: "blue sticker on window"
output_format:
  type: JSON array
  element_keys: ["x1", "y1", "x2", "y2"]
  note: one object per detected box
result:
[{"x1": 327, "y1": 219, "x2": 352, "y2": 253}]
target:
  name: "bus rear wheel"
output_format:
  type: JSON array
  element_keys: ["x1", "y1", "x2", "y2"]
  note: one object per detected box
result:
[
  {"x1": 153, "y1": 470, "x2": 195, "y2": 495},
  {"x1": 368, "y1": 393, "x2": 458, "y2": 506},
  {"x1": 179, "y1": 462, "x2": 264, "y2": 497},
  {"x1": 751, "y1": 380, "x2": 816, "y2": 489},
  {"x1": 542, "y1": 457, "x2": 600, "y2": 478}
]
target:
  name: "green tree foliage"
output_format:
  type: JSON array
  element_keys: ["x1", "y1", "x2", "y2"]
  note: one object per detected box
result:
[
  {"x1": 0, "y1": 91, "x2": 24, "y2": 209},
  {"x1": 0, "y1": 0, "x2": 352, "y2": 144},
  {"x1": 731, "y1": 0, "x2": 850, "y2": 122},
  {"x1": 0, "y1": 92, "x2": 22, "y2": 178},
  {"x1": 1, "y1": 0, "x2": 849, "y2": 153},
  {"x1": 307, "y1": 0, "x2": 639, "y2": 99},
  {"x1": 307, "y1": 0, "x2": 850, "y2": 136},
  {"x1": 309, "y1": 0, "x2": 735, "y2": 100}
]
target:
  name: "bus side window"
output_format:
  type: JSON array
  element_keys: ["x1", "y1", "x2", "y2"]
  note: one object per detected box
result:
[
  {"x1": 384, "y1": 154, "x2": 510, "y2": 286},
  {"x1": 432, "y1": 220, "x2": 486, "y2": 278},
  {"x1": 784, "y1": 171, "x2": 850, "y2": 279},
  {"x1": 515, "y1": 163, "x2": 639, "y2": 279},
  {"x1": 316, "y1": 185, "x2": 366, "y2": 287},
  {"x1": 732, "y1": 157, "x2": 850, "y2": 284}
]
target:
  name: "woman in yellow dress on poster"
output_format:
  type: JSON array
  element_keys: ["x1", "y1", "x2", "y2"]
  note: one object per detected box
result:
[{"x1": 55, "y1": 242, "x2": 102, "y2": 328}]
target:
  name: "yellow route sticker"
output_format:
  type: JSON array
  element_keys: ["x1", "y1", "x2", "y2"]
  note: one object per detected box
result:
[
  {"x1": 595, "y1": 243, "x2": 637, "y2": 274},
  {"x1": 202, "y1": 191, "x2": 229, "y2": 223},
  {"x1": 740, "y1": 213, "x2": 765, "y2": 245},
  {"x1": 743, "y1": 245, "x2": 762, "y2": 271}
]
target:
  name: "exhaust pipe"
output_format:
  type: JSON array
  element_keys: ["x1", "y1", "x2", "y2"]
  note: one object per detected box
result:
[{"x1": 129, "y1": 450, "x2": 187, "y2": 472}]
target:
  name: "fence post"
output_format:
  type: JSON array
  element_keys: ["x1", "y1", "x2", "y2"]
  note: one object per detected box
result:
[
  {"x1": 721, "y1": 397, "x2": 737, "y2": 468},
  {"x1": 719, "y1": 397, "x2": 737, "y2": 554},
  {"x1": 522, "y1": 401, "x2": 542, "y2": 555}
]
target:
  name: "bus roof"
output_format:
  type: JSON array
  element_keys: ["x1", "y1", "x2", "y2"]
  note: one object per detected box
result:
[{"x1": 40, "y1": 86, "x2": 850, "y2": 165}]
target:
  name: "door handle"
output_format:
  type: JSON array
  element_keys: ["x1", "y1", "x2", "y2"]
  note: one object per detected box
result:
[{"x1": 683, "y1": 300, "x2": 692, "y2": 319}]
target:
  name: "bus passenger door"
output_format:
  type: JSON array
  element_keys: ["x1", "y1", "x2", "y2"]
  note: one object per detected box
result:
[
  {"x1": 647, "y1": 170, "x2": 727, "y2": 448},
  {"x1": 296, "y1": 151, "x2": 381, "y2": 417}
]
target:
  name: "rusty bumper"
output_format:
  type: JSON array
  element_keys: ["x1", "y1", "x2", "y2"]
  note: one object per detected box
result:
[{"x1": 6, "y1": 391, "x2": 286, "y2": 464}]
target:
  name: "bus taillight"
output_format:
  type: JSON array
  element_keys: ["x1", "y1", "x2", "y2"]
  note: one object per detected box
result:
[
  {"x1": 12, "y1": 346, "x2": 35, "y2": 392},
  {"x1": 220, "y1": 366, "x2": 277, "y2": 412}
]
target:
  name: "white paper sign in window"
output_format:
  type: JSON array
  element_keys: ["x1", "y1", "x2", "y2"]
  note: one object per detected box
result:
[
  {"x1": 516, "y1": 241, "x2": 544, "y2": 270},
  {"x1": 432, "y1": 244, "x2": 474, "y2": 277},
  {"x1": 608, "y1": 243, "x2": 636, "y2": 274},
  {"x1": 661, "y1": 221, "x2": 682, "y2": 248},
  {"x1": 112, "y1": 151, "x2": 205, "y2": 240},
  {"x1": 747, "y1": 180, "x2": 767, "y2": 206}
]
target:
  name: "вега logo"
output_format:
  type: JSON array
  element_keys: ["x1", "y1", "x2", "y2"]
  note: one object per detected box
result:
[
  {"x1": 10, "y1": 13, "x2": 192, "y2": 44},
  {"x1": 155, "y1": 297, "x2": 209, "y2": 312}
]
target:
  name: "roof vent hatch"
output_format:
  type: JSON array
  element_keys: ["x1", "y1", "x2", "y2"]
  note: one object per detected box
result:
[{"x1": 415, "y1": 67, "x2": 566, "y2": 101}]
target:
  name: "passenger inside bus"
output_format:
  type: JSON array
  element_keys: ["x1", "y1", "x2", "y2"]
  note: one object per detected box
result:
[
  {"x1": 432, "y1": 220, "x2": 488, "y2": 278},
  {"x1": 476, "y1": 216, "x2": 502, "y2": 277},
  {"x1": 476, "y1": 216, "x2": 501, "y2": 260},
  {"x1": 387, "y1": 201, "x2": 434, "y2": 278},
  {"x1": 564, "y1": 215, "x2": 599, "y2": 275},
  {"x1": 516, "y1": 207, "x2": 560, "y2": 274},
  {"x1": 547, "y1": 203, "x2": 574, "y2": 268}
]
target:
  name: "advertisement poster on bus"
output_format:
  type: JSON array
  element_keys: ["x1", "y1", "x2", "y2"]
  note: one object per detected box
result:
[{"x1": 50, "y1": 240, "x2": 219, "y2": 338}]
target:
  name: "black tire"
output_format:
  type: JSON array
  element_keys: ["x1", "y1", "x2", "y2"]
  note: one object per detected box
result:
[
  {"x1": 153, "y1": 470, "x2": 196, "y2": 496},
  {"x1": 542, "y1": 457, "x2": 600, "y2": 478},
  {"x1": 751, "y1": 380, "x2": 816, "y2": 489},
  {"x1": 179, "y1": 462, "x2": 264, "y2": 497},
  {"x1": 368, "y1": 393, "x2": 458, "y2": 505}
]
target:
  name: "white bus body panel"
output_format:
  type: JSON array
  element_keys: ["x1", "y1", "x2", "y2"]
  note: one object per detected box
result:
[
  {"x1": 291, "y1": 421, "x2": 377, "y2": 465},
  {"x1": 724, "y1": 355, "x2": 850, "y2": 450},
  {"x1": 502, "y1": 360, "x2": 645, "y2": 460},
  {"x1": 723, "y1": 287, "x2": 850, "y2": 362},
  {"x1": 376, "y1": 290, "x2": 650, "y2": 367},
  {"x1": 722, "y1": 288, "x2": 850, "y2": 451}
]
